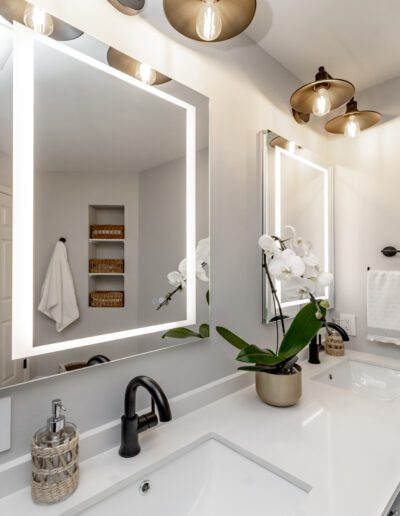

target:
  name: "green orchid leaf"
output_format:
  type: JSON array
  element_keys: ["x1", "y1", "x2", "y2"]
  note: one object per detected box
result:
[
  {"x1": 162, "y1": 328, "x2": 201, "y2": 339},
  {"x1": 199, "y1": 324, "x2": 210, "y2": 338},
  {"x1": 216, "y1": 327, "x2": 250, "y2": 350},
  {"x1": 206, "y1": 290, "x2": 210, "y2": 306},
  {"x1": 236, "y1": 345, "x2": 284, "y2": 366},
  {"x1": 278, "y1": 301, "x2": 326, "y2": 358},
  {"x1": 237, "y1": 365, "x2": 277, "y2": 373},
  {"x1": 269, "y1": 315, "x2": 290, "y2": 323}
]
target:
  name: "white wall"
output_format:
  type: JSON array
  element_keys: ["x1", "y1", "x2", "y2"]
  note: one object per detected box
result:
[
  {"x1": 0, "y1": 0, "x2": 326, "y2": 464},
  {"x1": 328, "y1": 78, "x2": 400, "y2": 360}
]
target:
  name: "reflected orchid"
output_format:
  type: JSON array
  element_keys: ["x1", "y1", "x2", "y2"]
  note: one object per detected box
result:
[{"x1": 268, "y1": 249, "x2": 305, "y2": 281}]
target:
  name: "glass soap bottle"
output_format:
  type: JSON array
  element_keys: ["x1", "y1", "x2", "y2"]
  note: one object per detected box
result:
[{"x1": 31, "y1": 399, "x2": 79, "y2": 504}]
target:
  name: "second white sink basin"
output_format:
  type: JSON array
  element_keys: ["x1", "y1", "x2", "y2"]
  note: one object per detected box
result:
[
  {"x1": 312, "y1": 359, "x2": 400, "y2": 401},
  {"x1": 77, "y1": 435, "x2": 310, "y2": 516}
]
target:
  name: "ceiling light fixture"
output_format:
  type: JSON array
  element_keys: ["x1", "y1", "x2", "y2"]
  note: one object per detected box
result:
[
  {"x1": 290, "y1": 66, "x2": 355, "y2": 124},
  {"x1": 106, "y1": 0, "x2": 145, "y2": 16},
  {"x1": 163, "y1": 0, "x2": 257, "y2": 43},
  {"x1": 107, "y1": 47, "x2": 171, "y2": 86},
  {"x1": 325, "y1": 98, "x2": 381, "y2": 138},
  {"x1": 0, "y1": 0, "x2": 83, "y2": 40}
]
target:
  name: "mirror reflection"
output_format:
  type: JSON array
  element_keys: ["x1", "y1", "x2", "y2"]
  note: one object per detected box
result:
[
  {"x1": 261, "y1": 130, "x2": 334, "y2": 323},
  {"x1": 0, "y1": 24, "x2": 209, "y2": 388}
]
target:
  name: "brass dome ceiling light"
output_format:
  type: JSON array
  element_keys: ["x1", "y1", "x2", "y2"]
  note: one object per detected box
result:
[
  {"x1": 163, "y1": 0, "x2": 257, "y2": 43},
  {"x1": 107, "y1": 0, "x2": 145, "y2": 16},
  {"x1": 0, "y1": 0, "x2": 83, "y2": 40},
  {"x1": 325, "y1": 97, "x2": 381, "y2": 138},
  {"x1": 290, "y1": 66, "x2": 355, "y2": 124},
  {"x1": 107, "y1": 47, "x2": 171, "y2": 86}
]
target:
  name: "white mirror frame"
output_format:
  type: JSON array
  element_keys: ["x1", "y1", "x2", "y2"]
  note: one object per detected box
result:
[
  {"x1": 261, "y1": 131, "x2": 334, "y2": 322},
  {"x1": 12, "y1": 23, "x2": 197, "y2": 359}
]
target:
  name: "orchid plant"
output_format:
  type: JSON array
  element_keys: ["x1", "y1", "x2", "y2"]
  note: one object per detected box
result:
[
  {"x1": 157, "y1": 237, "x2": 210, "y2": 340},
  {"x1": 216, "y1": 227, "x2": 333, "y2": 374}
]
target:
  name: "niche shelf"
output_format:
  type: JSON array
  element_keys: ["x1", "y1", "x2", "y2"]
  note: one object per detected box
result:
[{"x1": 88, "y1": 205, "x2": 125, "y2": 308}]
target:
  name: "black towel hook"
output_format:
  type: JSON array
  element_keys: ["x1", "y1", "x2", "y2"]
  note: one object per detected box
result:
[
  {"x1": 59, "y1": 237, "x2": 66, "y2": 243},
  {"x1": 381, "y1": 246, "x2": 400, "y2": 257}
]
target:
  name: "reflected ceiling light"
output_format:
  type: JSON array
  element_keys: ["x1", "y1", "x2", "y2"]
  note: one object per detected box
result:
[
  {"x1": 23, "y1": 3, "x2": 54, "y2": 36},
  {"x1": 325, "y1": 98, "x2": 381, "y2": 138},
  {"x1": 0, "y1": 0, "x2": 83, "y2": 40},
  {"x1": 163, "y1": 0, "x2": 257, "y2": 42},
  {"x1": 269, "y1": 136, "x2": 301, "y2": 153},
  {"x1": 106, "y1": 0, "x2": 145, "y2": 16},
  {"x1": 290, "y1": 66, "x2": 355, "y2": 124},
  {"x1": 107, "y1": 47, "x2": 172, "y2": 86}
]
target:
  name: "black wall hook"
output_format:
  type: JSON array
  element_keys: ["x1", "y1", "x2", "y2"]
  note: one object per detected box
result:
[
  {"x1": 381, "y1": 246, "x2": 400, "y2": 257},
  {"x1": 59, "y1": 237, "x2": 66, "y2": 243}
]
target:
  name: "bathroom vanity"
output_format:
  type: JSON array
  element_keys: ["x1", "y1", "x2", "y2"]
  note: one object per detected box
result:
[{"x1": 0, "y1": 350, "x2": 399, "y2": 515}]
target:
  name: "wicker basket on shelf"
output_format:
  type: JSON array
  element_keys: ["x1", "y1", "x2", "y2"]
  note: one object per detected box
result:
[
  {"x1": 90, "y1": 225, "x2": 124, "y2": 239},
  {"x1": 31, "y1": 435, "x2": 79, "y2": 504},
  {"x1": 325, "y1": 331, "x2": 345, "y2": 356},
  {"x1": 89, "y1": 259, "x2": 124, "y2": 274},
  {"x1": 89, "y1": 291, "x2": 124, "y2": 308}
]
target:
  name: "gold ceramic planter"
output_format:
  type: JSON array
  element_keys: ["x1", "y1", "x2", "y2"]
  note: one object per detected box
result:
[{"x1": 255, "y1": 365, "x2": 302, "y2": 407}]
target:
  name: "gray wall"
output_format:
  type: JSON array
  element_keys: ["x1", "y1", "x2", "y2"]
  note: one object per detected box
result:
[
  {"x1": 0, "y1": 0, "x2": 327, "y2": 464},
  {"x1": 0, "y1": 152, "x2": 11, "y2": 189}
]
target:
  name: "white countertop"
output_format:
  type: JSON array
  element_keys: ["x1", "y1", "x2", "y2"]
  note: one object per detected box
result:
[{"x1": 1, "y1": 349, "x2": 400, "y2": 516}]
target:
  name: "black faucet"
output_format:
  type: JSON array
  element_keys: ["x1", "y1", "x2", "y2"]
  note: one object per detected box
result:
[
  {"x1": 309, "y1": 322, "x2": 350, "y2": 364},
  {"x1": 119, "y1": 375, "x2": 172, "y2": 458}
]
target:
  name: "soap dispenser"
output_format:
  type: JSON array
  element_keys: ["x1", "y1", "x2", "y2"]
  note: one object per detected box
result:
[{"x1": 31, "y1": 399, "x2": 79, "y2": 505}]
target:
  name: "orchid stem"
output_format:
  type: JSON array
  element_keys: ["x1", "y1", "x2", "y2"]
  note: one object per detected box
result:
[{"x1": 263, "y1": 254, "x2": 286, "y2": 339}]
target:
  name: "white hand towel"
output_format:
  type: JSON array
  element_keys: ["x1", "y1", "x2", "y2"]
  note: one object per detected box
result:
[
  {"x1": 367, "y1": 270, "x2": 400, "y2": 345},
  {"x1": 38, "y1": 241, "x2": 79, "y2": 332}
]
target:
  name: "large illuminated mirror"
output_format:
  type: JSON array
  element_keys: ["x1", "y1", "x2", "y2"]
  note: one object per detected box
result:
[
  {"x1": 261, "y1": 130, "x2": 334, "y2": 324},
  {"x1": 0, "y1": 21, "x2": 209, "y2": 388}
]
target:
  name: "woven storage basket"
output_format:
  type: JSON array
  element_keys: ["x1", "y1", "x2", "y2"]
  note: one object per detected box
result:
[
  {"x1": 90, "y1": 291, "x2": 124, "y2": 308},
  {"x1": 31, "y1": 434, "x2": 79, "y2": 505},
  {"x1": 325, "y1": 331, "x2": 345, "y2": 356},
  {"x1": 58, "y1": 362, "x2": 87, "y2": 373},
  {"x1": 90, "y1": 225, "x2": 124, "y2": 239},
  {"x1": 89, "y1": 259, "x2": 124, "y2": 274}
]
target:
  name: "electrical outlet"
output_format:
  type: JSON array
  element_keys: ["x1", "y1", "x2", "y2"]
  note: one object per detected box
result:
[{"x1": 338, "y1": 314, "x2": 356, "y2": 337}]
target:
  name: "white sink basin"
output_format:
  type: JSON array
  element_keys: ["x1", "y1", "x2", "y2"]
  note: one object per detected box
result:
[
  {"x1": 312, "y1": 360, "x2": 400, "y2": 401},
  {"x1": 77, "y1": 435, "x2": 310, "y2": 516}
]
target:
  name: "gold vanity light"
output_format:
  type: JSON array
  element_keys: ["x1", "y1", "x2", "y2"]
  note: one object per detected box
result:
[
  {"x1": 325, "y1": 97, "x2": 381, "y2": 138},
  {"x1": 0, "y1": 0, "x2": 83, "y2": 40},
  {"x1": 107, "y1": 47, "x2": 171, "y2": 86},
  {"x1": 163, "y1": 0, "x2": 257, "y2": 42},
  {"x1": 106, "y1": 0, "x2": 145, "y2": 16},
  {"x1": 290, "y1": 66, "x2": 355, "y2": 124}
]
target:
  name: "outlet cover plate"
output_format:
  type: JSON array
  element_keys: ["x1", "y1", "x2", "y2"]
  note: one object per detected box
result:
[
  {"x1": 0, "y1": 397, "x2": 11, "y2": 452},
  {"x1": 339, "y1": 314, "x2": 356, "y2": 337}
]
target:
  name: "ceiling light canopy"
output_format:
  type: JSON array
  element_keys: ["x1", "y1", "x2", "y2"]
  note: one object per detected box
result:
[
  {"x1": 107, "y1": 0, "x2": 145, "y2": 16},
  {"x1": 107, "y1": 47, "x2": 171, "y2": 86},
  {"x1": 0, "y1": 0, "x2": 83, "y2": 40},
  {"x1": 325, "y1": 98, "x2": 381, "y2": 138},
  {"x1": 290, "y1": 66, "x2": 355, "y2": 124},
  {"x1": 163, "y1": 0, "x2": 257, "y2": 43}
]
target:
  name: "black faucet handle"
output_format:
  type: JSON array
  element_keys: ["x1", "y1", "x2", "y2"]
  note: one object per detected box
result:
[{"x1": 138, "y1": 399, "x2": 158, "y2": 432}]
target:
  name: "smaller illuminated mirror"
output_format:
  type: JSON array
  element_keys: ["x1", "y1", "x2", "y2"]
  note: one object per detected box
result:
[{"x1": 261, "y1": 130, "x2": 334, "y2": 324}]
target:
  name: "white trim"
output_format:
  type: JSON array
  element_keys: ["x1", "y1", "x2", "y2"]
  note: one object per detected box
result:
[{"x1": 12, "y1": 23, "x2": 197, "y2": 359}]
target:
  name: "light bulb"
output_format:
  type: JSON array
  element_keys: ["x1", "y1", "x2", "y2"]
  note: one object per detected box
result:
[
  {"x1": 312, "y1": 87, "x2": 331, "y2": 117},
  {"x1": 344, "y1": 114, "x2": 361, "y2": 139},
  {"x1": 135, "y1": 63, "x2": 156, "y2": 85},
  {"x1": 196, "y1": 0, "x2": 222, "y2": 42},
  {"x1": 23, "y1": 4, "x2": 54, "y2": 36}
]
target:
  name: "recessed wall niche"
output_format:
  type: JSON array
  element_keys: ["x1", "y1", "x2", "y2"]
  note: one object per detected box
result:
[{"x1": 88, "y1": 205, "x2": 125, "y2": 308}]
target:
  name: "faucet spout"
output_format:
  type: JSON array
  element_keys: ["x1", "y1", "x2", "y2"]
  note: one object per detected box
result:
[
  {"x1": 119, "y1": 375, "x2": 171, "y2": 458},
  {"x1": 308, "y1": 322, "x2": 350, "y2": 365}
]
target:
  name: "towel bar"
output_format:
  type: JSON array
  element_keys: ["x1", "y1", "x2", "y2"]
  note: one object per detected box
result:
[{"x1": 381, "y1": 246, "x2": 400, "y2": 257}]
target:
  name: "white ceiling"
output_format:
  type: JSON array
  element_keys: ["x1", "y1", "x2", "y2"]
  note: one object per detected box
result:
[{"x1": 246, "y1": 0, "x2": 400, "y2": 92}]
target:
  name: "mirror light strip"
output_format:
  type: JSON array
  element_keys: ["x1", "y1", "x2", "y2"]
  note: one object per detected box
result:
[{"x1": 12, "y1": 23, "x2": 197, "y2": 359}]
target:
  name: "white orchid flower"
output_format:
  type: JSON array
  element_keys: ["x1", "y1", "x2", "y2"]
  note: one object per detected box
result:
[
  {"x1": 258, "y1": 235, "x2": 282, "y2": 257},
  {"x1": 196, "y1": 237, "x2": 210, "y2": 264},
  {"x1": 167, "y1": 258, "x2": 187, "y2": 288},
  {"x1": 316, "y1": 271, "x2": 333, "y2": 288},
  {"x1": 283, "y1": 276, "x2": 316, "y2": 299},
  {"x1": 269, "y1": 249, "x2": 306, "y2": 280}
]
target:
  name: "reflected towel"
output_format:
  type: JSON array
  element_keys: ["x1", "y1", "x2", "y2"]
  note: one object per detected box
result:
[
  {"x1": 367, "y1": 270, "x2": 400, "y2": 345},
  {"x1": 38, "y1": 241, "x2": 79, "y2": 332}
]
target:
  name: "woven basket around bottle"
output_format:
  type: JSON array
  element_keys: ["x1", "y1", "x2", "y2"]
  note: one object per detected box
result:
[
  {"x1": 89, "y1": 259, "x2": 124, "y2": 274},
  {"x1": 90, "y1": 225, "x2": 124, "y2": 239},
  {"x1": 325, "y1": 331, "x2": 345, "y2": 356},
  {"x1": 31, "y1": 434, "x2": 79, "y2": 505},
  {"x1": 90, "y1": 291, "x2": 124, "y2": 308}
]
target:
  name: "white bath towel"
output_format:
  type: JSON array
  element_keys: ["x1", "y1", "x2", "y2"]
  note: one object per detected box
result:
[
  {"x1": 367, "y1": 270, "x2": 400, "y2": 345},
  {"x1": 38, "y1": 241, "x2": 79, "y2": 332}
]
